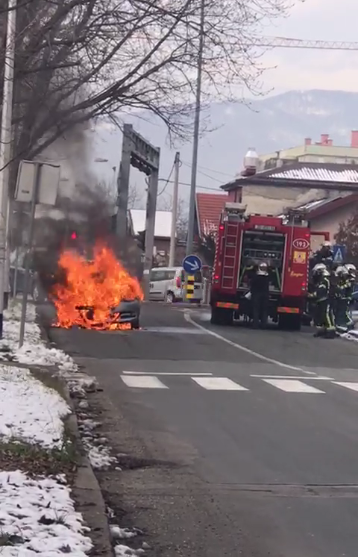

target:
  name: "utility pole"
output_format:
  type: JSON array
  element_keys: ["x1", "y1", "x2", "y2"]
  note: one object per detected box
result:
[
  {"x1": 186, "y1": 0, "x2": 205, "y2": 255},
  {"x1": 143, "y1": 165, "x2": 159, "y2": 299},
  {"x1": 0, "y1": 0, "x2": 17, "y2": 337},
  {"x1": 169, "y1": 152, "x2": 180, "y2": 267}
]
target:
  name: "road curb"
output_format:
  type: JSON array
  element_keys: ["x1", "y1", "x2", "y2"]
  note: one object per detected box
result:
[
  {"x1": 34, "y1": 315, "x2": 114, "y2": 557},
  {"x1": 64, "y1": 383, "x2": 114, "y2": 557}
]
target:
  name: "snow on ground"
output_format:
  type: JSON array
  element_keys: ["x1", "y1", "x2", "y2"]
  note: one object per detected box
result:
[
  {"x1": 0, "y1": 470, "x2": 92, "y2": 556},
  {"x1": 341, "y1": 329, "x2": 358, "y2": 342},
  {"x1": 114, "y1": 545, "x2": 145, "y2": 556},
  {"x1": 0, "y1": 365, "x2": 70, "y2": 449},
  {"x1": 0, "y1": 364, "x2": 93, "y2": 555},
  {"x1": 0, "y1": 301, "x2": 77, "y2": 371},
  {"x1": 77, "y1": 413, "x2": 118, "y2": 471}
]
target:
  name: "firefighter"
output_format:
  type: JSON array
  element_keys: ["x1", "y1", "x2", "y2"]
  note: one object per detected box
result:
[
  {"x1": 311, "y1": 241, "x2": 334, "y2": 271},
  {"x1": 345, "y1": 263, "x2": 356, "y2": 329},
  {"x1": 309, "y1": 263, "x2": 336, "y2": 338},
  {"x1": 334, "y1": 265, "x2": 350, "y2": 333},
  {"x1": 250, "y1": 261, "x2": 270, "y2": 329}
]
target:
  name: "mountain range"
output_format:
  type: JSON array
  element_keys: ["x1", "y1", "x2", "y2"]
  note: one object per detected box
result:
[{"x1": 92, "y1": 89, "x2": 358, "y2": 207}]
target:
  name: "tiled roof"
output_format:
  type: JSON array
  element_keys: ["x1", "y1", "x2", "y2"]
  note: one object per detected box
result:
[
  {"x1": 130, "y1": 209, "x2": 172, "y2": 238},
  {"x1": 274, "y1": 167, "x2": 358, "y2": 182},
  {"x1": 196, "y1": 193, "x2": 227, "y2": 237}
]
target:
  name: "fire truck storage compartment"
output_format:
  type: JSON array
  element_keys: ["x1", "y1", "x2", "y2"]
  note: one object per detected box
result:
[{"x1": 238, "y1": 230, "x2": 286, "y2": 292}]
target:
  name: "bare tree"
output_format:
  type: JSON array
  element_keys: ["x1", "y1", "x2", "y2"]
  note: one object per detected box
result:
[
  {"x1": 335, "y1": 212, "x2": 358, "y2": 267},
  {"x1": 0, "y1": 0, "x2": 290, "y2": 174},
  {"x1": 157, "y1": 194, "x2": 188, "y2": 239}
]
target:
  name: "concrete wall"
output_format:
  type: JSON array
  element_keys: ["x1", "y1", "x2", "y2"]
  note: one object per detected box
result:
[
  {"x1": 241, "y1": 185, "x2": 340, "y2": 215},
  {"x1": 310, "y1": 202, "x2": 358, "y2": 244}
]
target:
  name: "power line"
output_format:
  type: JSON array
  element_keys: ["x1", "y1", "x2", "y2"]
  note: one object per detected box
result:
[
  {"x1": 157, "y1": 161, "x2": 175, "y2": 196},
  {"x1": 181, "y1": 161, "x2": 224, "y2": 183},
  {"x1": 158, "y1": 178, "x2": 222, "y2": 192},
  {"x1": 182, "y1": 160, "x2": 234, "y2": 178}
]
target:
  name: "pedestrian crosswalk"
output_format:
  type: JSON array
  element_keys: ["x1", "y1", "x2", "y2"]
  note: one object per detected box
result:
[
  {"x1": 191, "y1": 377, "x2": 249, "y2": 391},
  {"x1": 119, "y1": 373, "x2": 358, "y2": 395},
  {"x1": 262, "y1": 379, "x2": 325, "y2": 394}
]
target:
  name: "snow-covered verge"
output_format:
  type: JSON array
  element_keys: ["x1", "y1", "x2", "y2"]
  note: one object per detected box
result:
[
  {"x1": 0, "y1": 471, "x2": 92, "y2": 557},
  {"x1": 0, "y1": 363, "x2": 93, "y2": 556},
  {"x1": 0, "y1": 365, "x2": 70, "y2": 448},
  {"x1": 72, "y1": 381, "x2": 118, "y2": 471},
  {"x1": 0, "y1": 300, "x2": 146, "y2": 555},
  {"x1": 0, "y1": 301, "x2": 77, "y2": 372}
]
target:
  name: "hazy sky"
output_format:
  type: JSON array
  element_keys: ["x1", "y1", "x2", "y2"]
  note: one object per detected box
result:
[
  {"x1": 263, "y1": 0, "x2": 358, "y2": 93},
  {"x1": 90, "y1": 0, "x2": 358, "y2": 191}
]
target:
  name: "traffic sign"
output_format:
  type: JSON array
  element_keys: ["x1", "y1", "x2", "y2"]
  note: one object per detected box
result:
[
  {"x1": 333, "y1": 244, "x2": 346, "y2": 264},
  {"x1": 183, "y1": 254, "x2": 202, "y2": 273}
]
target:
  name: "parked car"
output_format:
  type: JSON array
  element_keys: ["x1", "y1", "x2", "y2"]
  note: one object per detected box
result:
[{"x1": 149, "y1": 266, "x2": 203, "y2": 303}]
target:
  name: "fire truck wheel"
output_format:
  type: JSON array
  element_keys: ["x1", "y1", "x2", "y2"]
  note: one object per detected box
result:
[
  {"x1": 278, "y1": 313, "x2": 301, "y2": 331},
  {"x1": 211, "y1": 307, "x2": 233, "y2": 326}
]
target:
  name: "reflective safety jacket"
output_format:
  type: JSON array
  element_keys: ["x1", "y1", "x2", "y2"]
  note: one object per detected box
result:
[
  {"x1": 310, "y1": 277, "x2": 330, "y2": 303},
  {"x1": 336, "y1": 279, "x2": 352, "y2": 301}
]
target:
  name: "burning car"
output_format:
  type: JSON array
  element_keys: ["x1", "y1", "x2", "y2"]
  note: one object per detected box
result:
[
  {"x1": 52, "y1": 242, "x2": 143, "y2": 330},
  {"x1": 110, "y1": 298, "x2": 140, "y2": 329}
]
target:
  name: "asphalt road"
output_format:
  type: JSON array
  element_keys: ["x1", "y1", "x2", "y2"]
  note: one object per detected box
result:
[{"x1": 42, "y1": 302, "x2": 358, "y2": 556}]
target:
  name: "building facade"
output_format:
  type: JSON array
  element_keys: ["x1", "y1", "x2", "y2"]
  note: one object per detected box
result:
[{"x1": 258, "y1": 131, "x2": 358, "y2": 172}]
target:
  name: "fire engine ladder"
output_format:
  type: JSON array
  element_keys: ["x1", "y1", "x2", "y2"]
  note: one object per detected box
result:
[{"x1": 222, "y1": 224, "x2": 239, "y2": 289}]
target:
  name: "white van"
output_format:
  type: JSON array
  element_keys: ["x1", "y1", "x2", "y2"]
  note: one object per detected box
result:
[{"x1": 149, "y1": 267, "x2": 203, "y2": 303}]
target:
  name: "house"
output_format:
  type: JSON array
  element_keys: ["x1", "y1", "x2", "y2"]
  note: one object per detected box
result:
[
  {"x1": 193, "y1": 162, "x2": 358, "y2": 250},
  {"x1": 221, "y1": 161, "x2": 358, "y2": 217},
  {"x1": 129, "y1": 209, "x2": 173, "y2": 266},
  {"x1": 258, "y1": 131, "x2": 358, "y2": 172},
  {"x1": 293, "y1": 194, "x2": 358, "y2": 251},
  {"x1": 195, "y1": 193, "x2": 228, "y2": 238}
]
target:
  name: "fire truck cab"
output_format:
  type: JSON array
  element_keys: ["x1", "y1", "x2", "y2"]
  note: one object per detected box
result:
[{"x1": 210, "y1": 203, "x2": 312, "y2": 330}]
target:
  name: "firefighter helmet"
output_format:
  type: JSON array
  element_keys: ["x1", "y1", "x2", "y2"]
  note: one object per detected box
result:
[
  {"x1": 336, "y1": 265, "x2": 348, "y2": 277},
  {"x1": 312, "y1": 263, "x2": 327, "y2": 275},
  {"x1": 346, "y1": 263, "x2": 356, "y2": 277},
  {"x1": 257, "y1": 262, "x2": 268, "y2": 276}
]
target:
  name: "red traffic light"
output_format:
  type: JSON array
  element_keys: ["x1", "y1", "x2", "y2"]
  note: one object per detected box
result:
[{"x1": 71, "y1": 232, "x2": 77, "y2": 240}]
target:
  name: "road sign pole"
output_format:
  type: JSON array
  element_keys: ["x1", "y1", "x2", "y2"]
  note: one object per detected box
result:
[
  {"x1": 19, "y1": 163, "x2": 42, "y2": 348},
  {"x1": 182, "y1": 254, "x2": 202, "y2": 303}
]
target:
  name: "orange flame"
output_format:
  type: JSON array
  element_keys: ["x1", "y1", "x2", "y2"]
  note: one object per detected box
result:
[{"x1": 52, "y1": 242, "x2": 143, "y2": 330}]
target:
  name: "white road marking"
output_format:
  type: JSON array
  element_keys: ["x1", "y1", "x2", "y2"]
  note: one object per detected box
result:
[
  {"x1": 185, "y1": 312, "x2": 315, "y2": 375},
  {"x1": 122, "y1": 371, "x2": 213, "y2": 376},
  {"x1": 251, "y1": 375, "x2": 332, "y2": 381},
  {"x1": 121, "y1": 375, "x2": 168, "y2": 389},
  {"x1": 192, "y1": 377, "x2": 248, "y2": 391},
  {"x1": 262, "y1": 379, "x2": 324, "y2": 393},
  {"x1": 334, "y1": 382, "x2": 358, "y2": 392}
]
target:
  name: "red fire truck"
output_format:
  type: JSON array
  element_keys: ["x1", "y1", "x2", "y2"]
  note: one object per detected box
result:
[{"x1": 210, "y1": 203, "x2": 318, "y2": 330}]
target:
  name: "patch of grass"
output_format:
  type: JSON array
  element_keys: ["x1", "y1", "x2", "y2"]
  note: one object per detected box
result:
[
  {"x1": 0, "y1": 439, "x2": 78, "y2": 479},
  {"x1": 29, "y1": 368, "x2": 67, "y2": 400}
]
